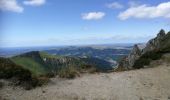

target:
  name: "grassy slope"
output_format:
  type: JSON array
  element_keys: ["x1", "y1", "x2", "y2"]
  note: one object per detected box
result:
[
  {"x1": 0, "y1": 57, "x2": 50, "y2": 89},
  {"x1": 11, "y1": 51, "x2": 112, "y2": 78},
  {"x1": 11, "y1": 52, "x2": 85, "y2": 78},
  {"x1": 11, "y1": 56, "x2": 48, "y2": 76}
]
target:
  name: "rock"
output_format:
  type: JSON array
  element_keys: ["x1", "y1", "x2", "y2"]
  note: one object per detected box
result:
[
  {"x1": 127, "y1": 44, "x2": 142, "y2": 69},
  {"x1": 119, "y1": 44, "x2": 143, "y2": 70},
  {"x1": 143, "y1": 29, "x2": 166, "y2": 53},
  {"x1": 118, "y1": 29, "x2": 169, "y2": 70}
]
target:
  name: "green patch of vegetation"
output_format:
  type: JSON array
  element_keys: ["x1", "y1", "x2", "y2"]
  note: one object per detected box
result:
[
  {"x1": 133, "y1": 51, "x2": 162, "y2": 69},
  {"x1": 133, "y1": 58, "x2": 151, "y2": 69},
  {"x1": 0, "y1": 57, "x2": 48, "y2": 90},
  {"x1": 57, "y1": 64, "x2": 98, "y2": 78},
  {"x1": 141, "y1": 51, "x2": 162, "y2": 60},
  {"x1": 57, "y1": 66, "x2": 79, "y2": 79},
  {"x1": 0, "y1": 58, "x2": 32, "y2": 80},
  {"x1": 11, "y1": 57, "x2": 47, "y2": 76},
  {"x1": 6, "y1": 51, "x2": 107, "y2": 80}
]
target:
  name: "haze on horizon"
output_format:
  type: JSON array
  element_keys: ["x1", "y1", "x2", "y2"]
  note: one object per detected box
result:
[{"x1": 0, "y1": 0, "x2": 170, "y2": 47}]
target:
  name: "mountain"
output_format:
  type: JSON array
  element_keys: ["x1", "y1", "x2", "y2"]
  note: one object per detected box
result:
[
  {"x1": 118, "y1": 29, "x2": 170, "y2": 70},
  {"x1": 0, "y1": 44, "x2": 133, "y2": 58},
  {"x1": 44, "y1": 46, "x2": 131, "y2": 67},
  {"x1": 0, "y1": 50, "x2": 114, "y2": 89},
  {"x1": 11, "y1": 51, "x2": 113, "y2": 78}
]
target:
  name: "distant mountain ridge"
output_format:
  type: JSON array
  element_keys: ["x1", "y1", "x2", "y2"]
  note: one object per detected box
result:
[
  {"x1": 10, "y1": 51, "x2": 113, "y2": 77},
  {"x1": 44, "y1": 46, "x2": 131, "y2": 67},
  {"x1": 0, "y1": 44, "x2": 133, "y2": 57}
]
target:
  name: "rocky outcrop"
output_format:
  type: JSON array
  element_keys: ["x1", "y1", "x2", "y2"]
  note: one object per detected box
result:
[
  {"x1": 127, "y1": 44, "x2": 143, "y2": 69},
  {"x1": 118, "y1": 29, "x2": 169, "y2": 70},
  {"x1": 142, "y1": 29, "x2": 166, "y2": 53},
  {"x1": 119, "y1": 44, "x2": 144, "y2": 69}
]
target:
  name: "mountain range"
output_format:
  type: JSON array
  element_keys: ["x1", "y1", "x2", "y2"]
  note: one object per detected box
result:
[{"x1": 1, "y1": 29, "x2": 170, "y2": 90}]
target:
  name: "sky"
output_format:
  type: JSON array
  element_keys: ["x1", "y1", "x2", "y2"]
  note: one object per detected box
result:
[{"x1": 0, "y1": 0, "x2": 170, "y2": 47}]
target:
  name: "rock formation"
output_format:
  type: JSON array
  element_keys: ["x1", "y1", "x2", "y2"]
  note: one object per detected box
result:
[
  {"x1": 142, "y1": 29, "x2": 166, "y2": 53},
  {"x1": 118, "y1": 29, "x2": 169, "y2": 70}
]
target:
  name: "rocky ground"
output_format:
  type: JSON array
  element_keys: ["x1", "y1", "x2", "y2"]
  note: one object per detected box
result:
[{"x1": 1, "y1": 63, "x2": 170, "y2": 100}]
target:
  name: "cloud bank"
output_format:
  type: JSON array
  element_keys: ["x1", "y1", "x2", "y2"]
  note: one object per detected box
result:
[
  {"x1": 0, "y1": 0, "x2": 46, "y2": 13},
  {"x1": 0, "y1": 0, "x2": 23, "y2": 13},
  {"x1": 82, "y1": 12, "x2": 105, "y2": 20},
  {"x1": 118, "y1": 1, "x2": 170, "y2": 20}
]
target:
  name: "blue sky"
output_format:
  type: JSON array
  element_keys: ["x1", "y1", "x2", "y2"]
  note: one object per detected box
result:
[{"x1": 0, "y1": 0, "x2": 170, "y2": 47}]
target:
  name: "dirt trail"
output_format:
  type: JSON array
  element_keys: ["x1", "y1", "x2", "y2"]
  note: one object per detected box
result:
[{"x1": 1, "y1": 64, "x2": 170, "y2": 100}]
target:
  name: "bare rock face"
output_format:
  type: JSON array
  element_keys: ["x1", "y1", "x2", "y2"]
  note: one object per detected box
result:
[
  {"x1": 142, "y1": 29, "x2": 166, "y2": 53},
  {"x1": 127, "y1": 44, "x2": 142, "y2": 69},
  {"x1": 120, "y1": 44, "x2": 144, "y2": 69},
  {"x1": 118, "y1": 29, "x2": 167, "y2": 70}
]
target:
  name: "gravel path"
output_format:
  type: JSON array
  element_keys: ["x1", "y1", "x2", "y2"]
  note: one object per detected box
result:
[{"x1": 1, "y1": 64, "x2": 170, "y2": 100}]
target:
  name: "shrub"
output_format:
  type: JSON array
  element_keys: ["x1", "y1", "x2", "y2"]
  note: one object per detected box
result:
[
  {"x1": 0, "y1": 57, "x2": 48, "y2": 90},
  {"x1": 133, "y1": 58, "x2": 151, "y2": 69},
  {"x1": 132, "y1": 51, "x2": 162, "y2": 69},
  {"x1": 57, "y1": 66, "x2": 79, "y2": 79},
  {"x1": 141, "y1": 51, "x2": 162, "y2": 60}
]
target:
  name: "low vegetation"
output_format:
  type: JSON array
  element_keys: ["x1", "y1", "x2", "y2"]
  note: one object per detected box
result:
[
  {"x1": 0, "y1": 51, "x2": 113, "y2": 90},
  {"x1": 57, "y1": 66, "x2": 79, "y2": 78},
  {"x1": 11, "y1": 57, "x2": 48, "y2": 76},
  {"x1": 133, "y1": 51, "x2": 162, "y2": 69},
  {"x1": 0, "y1": 57, "x2": 48, "y2": 90}
]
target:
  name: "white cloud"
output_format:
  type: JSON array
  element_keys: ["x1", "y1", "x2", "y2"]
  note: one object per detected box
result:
[
  {"x1": 23, "y1": 0, "x2": 45, "y2": 6},
  {"x1": 0, "y1": 0, "x2": 23, "y2": 13},
  {"x1": 82, "y1": 12, "x2": 105, "y2": 20},
  {"x1": 106, "y1": 2, "x2": 124, "y2": 9},
  {"x1": 118, "y1": 1, "x2": 170, "y2": 20}
]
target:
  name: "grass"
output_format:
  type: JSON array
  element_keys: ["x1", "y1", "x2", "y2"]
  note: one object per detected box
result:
[
  {"x1": 57, "y1": 66, "x2": 79, "y2": 78},
  {"x1": 133, "y1": 51, "x2": 162, "y2": 69},
  {"x1": 0, "y1": 57, "x2": 49, "y2": 90},
  {"x1": 10, "y1": 51, "x2": 100, "y2": 79},
  {"x1": 11, "y1": 57, "x2": 47, "y2": 76}
]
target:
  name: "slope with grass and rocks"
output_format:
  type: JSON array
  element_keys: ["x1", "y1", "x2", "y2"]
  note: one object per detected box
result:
[
  {"x1": 0, "y1": 57, "x2": 47, "y2": 90},
  {"x1": 0, "y1": 51, "x2": 113, "y2": 90},
  {"x1": 2, "y1": 51, "x2": 113, "y2": 79},
  {"x1": 1, "y1": 55, "x2": 170, "y2": 100},
  {"x1": 118, "y1": 29, "x2": 170, "y2": 70}
]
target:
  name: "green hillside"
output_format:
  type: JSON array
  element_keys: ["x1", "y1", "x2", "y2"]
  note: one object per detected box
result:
[
  {"x1": 10, "y1": 51, "x2": 112, "y2": 78},
  {"x1": 11, "y1": 57, "x2": 47, "y2": 76},
  {"x1": 0, "y1": 57, "x2": 46, "y2": 89},
  {"x1": 11, "y1": 51, "x2": 50, "y2": 76}
]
